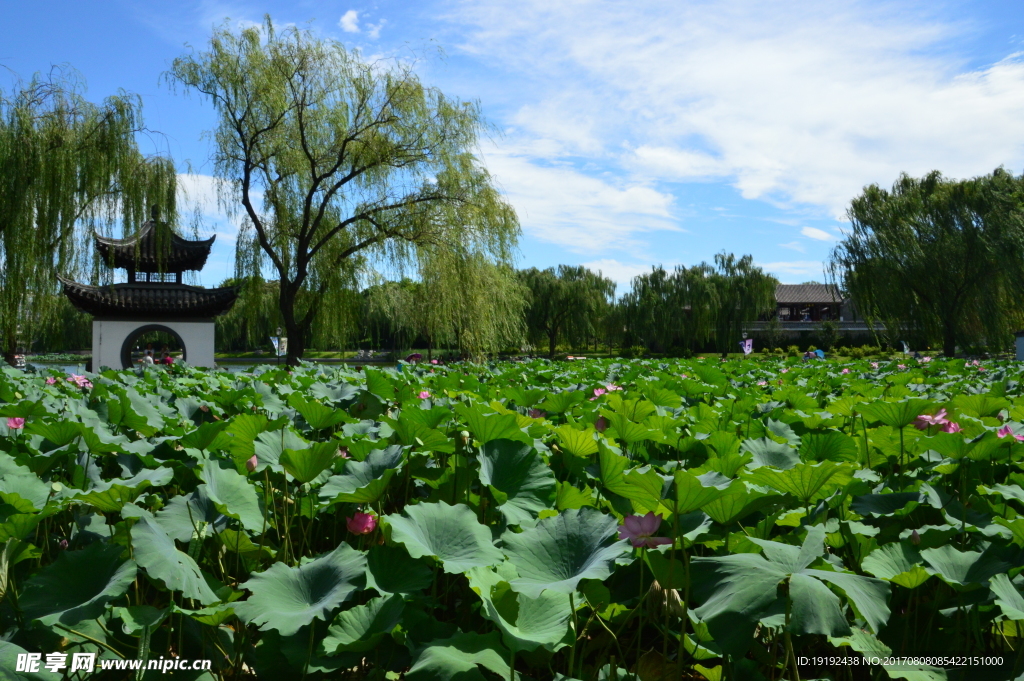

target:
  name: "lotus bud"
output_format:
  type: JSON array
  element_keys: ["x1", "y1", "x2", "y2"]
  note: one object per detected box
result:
[
  {"x1": 910, "y1": 529, "x2": 921, "y2": 545},
  {"x1": 347, "y1": 512, "x2": 377, "y2": 535},
  {"x1": 246, "y1": 455, "x2": 258, "y2": 472}
]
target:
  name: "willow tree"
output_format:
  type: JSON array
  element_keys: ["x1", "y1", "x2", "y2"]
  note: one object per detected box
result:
[
  {"x1": 169, "y1": 19, "x2": 519, "y2": 364},
  {"x1": 0, "y1": 72, "x2": 176, "y2": 364},
  {"x1": 830, "y1": 169, "x2": 1024, "y2": 356},
  {"x1": 621, "y1": 254, "x2": 776, "y2": 354},
  {"x1": 519, "y1": 265, "x2": 615, "y2": 357}
]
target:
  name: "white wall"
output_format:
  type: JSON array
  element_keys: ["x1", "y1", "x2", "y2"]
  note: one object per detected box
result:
[{"x1": 92, "y1": 320, "x2": 216, "y2": 370}]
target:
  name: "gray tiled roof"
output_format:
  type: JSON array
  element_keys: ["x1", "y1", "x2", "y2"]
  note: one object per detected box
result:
[
  {"x1": 775, "y1": 284, "x2": 842, "y2": 304},
  {"x1": 94, "y1": 221, "x2": 215, "y2": 273},
  {"x1": 59, "y1": 277, "x2": 238, "y2": 319}
]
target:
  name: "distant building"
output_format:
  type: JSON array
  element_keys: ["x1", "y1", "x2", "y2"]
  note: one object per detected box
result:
[{"x1": 774, "y1": 284, "x2": 845, "y2": 322}]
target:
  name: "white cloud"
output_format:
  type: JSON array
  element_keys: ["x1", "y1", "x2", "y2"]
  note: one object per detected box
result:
[
  {"x1": 366, "y1": 19, "x2": 386, "y2": 39},
  {"x1": 800, "y1": 226, "x2": 840, "y2": 241},
  {"x1": 581, "y1": 259, "x2": 660, "y2": 295},
  {"x1": 448, "y1": 1, "x2": 1024, "y2": 219},
  {"x1": 482, "y1": 144, "x2": 678, "y2": 257},
  {"x1": 758, "y1": 260, "x2": 828, "y2": 282},
  {"x1": 779, "y1": 241, "x2": 805, "y2": 253},
  {"x1": 339, "y1": 10, "x2": 360, "y2": 33}
]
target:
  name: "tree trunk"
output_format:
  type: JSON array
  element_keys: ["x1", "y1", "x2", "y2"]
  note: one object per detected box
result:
[
  {"x1": 279, "y1": 286, "x2": 306, "y2": 366},
  {"x1": 548, "y1": 331, "x2": 557, "y2": 359},
  {"x1": 943, "y1": 322, "x2": 957, "y2": 358}
]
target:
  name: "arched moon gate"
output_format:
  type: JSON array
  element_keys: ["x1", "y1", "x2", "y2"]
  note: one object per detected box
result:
[{"x1": 59, "y1": 209, "x2": 238, "y2": 371}]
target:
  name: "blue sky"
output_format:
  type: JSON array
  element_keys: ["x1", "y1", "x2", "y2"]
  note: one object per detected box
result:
[{"x1": 3, "y1": 0, "x2": 1024, "y2": 293}]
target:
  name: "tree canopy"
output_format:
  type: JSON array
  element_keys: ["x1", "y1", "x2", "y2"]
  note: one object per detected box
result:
[
  {"x1": 169, "y1": 18, "x2": 519, "y2": 364},
  {"x1": 621, "y1": 254, "x2": 776, "y2": 355},
  {"x1": 830, "y1": 169, "x2": 1024, "y2": 356},
  {"x1": 519, "y1": 266, "x2": 616, "y2": 357},
  {"x1": 0, "y1": 70, "x2": 176, "y2": 363}
]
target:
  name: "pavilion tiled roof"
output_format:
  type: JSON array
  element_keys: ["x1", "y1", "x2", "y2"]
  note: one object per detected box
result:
[
  {"x1": 59, "y1": 277, "x2": 238, "y2": 319},
  {"x1": 94, "y1": 221, "x2": 215, "y2": 273},
  {"x1": 775, "y1": 284, "x2": 842, "y2": 305}
]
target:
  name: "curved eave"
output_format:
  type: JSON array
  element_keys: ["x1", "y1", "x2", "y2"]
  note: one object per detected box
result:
[
  {"x1": 59, "y1": 276, "x2": 238, "y2": 319},
  {"x1": 93, "y1": 222, "x2": 216, "y2": 273}
]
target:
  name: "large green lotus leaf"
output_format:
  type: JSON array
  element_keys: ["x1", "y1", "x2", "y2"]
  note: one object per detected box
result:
[
  {"x1": 851, "y1": 493, "x2": 921, "y2": 517},
  {"x1": 701, "y1": 482, "x2": 775, "y2": 525},
  {"x1": 920, "y1": 545, "x2": 1011, "y2": 587},
  {"x1": 951, "y1": 394, "x2": 1009, "y2": 418},
  {"x1": 387, "y1": 502, "x2": 503, "y2": 574},
  {"x1": 989, "y1": 573, "x2": 1024, "y2": 620},
  {"x1": 691, "y1": 553, "x2": 788, "y2": 626},
  {"x1": 200, "y1": 458, "x2": 265, "y2": 532},
  {"x1": 0, "y1": 471, "x2": 50, "y2": 512},
  {"x1": 800, "y1": 432, "x2": 859, "y2": 463},
  {"x1": 406, "y1": 630, "x2": 510, "y2": 681},
  {"x1": 320, "y1": 594, "x2": 405, "y2": 655},
  {"x1": 745, "y1": 462, "x2": 852, "y2": 503},
  {"x1": 131, "y1": 516, "x2": 218, "y2": 605},
  {"x1": 862, "y1": 543, "x2": 930, "y2": 589},
  {"x1": 536, "y1": 390, "x2": 585, "y2": 415},
  {"x1": 860, "y1": 399, "x2": 931, "y2": 429},
  {"x1": 253, "y1": 427, "x2": 309, "y2": 473},
  {"x1": 740, "y1": 438, "x2": 800, "y2": 470},
  {"x1": 366, "y1": 544, "x2": 434, "y2": 594},
  {"x1": 320, "y1": 445, "x2": 403, "y2": 505},
  {"x1": 598, "y1": 444, "x2": 662, "y2": 513},
  {"x1": 0, "y1": 511, "x2": 45, "y2": 543},
  {"x1": 389, "y1": 417, "x2": 455, "y2": 454},
  {"x1": 179, "y1": 421, "x2": 229, "y2": 451},
  {"x1": 789, "y1": 572, "x2": 851, "y2": 636},
  {"x1": 503, "y1": 507, "x2": 630, "y2": 598},
  {"x1": 554, "y1": 425, "x2": 599, "y2": 457},
  {"x1": 669, "y1": 471, "x2": 730, "y2": 515},
  {"x1": 280, "y1": 441, "x2": 339, "y2": 483},
  {"x1": 766, "y1": 418, "x2": 802, "y2": 447},
  {"x1": 211, "y1": 413, "x2": 270, "y2": 462},
  {"x1": 478, "y1": 439, "x2": 556, "y2": 525},
  {"x1": 804, "y1": 570, "x2": 891, "y2": 634},
  {"x1": 461, "y1": 409, "x2": 531, "y2": 445},
  {"x1": 234, "y1": 544, "x2": 367, "y2": 636},
  {"x1": 154, "y1": 485, "x2": 228, "y2": 542},
  {"x1": 71, "y1": 467, "x2": 174, "y2": 513},
  {"x1": 24, "y1": 420, "x2": 82, "y2": 447},
  {"x1": 21, "y1": 542, "x2": 137, "y2": 626},
  {"x1": 467, "y1": 562, "x2": 572, "y2": 653},
  {"x1": 0, "y1": 640, "x2": 61, "y2": 681},
  {"x1": 288, "y1": 393, "x2": 348, "y2": 431},
  {"x1": 749, "y1": 524, "x2": 825, "y2": 574}
]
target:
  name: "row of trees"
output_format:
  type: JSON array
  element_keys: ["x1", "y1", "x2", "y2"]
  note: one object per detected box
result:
[{"x1": 830, "y1": 168, "x2": 1024, "y2": 356}]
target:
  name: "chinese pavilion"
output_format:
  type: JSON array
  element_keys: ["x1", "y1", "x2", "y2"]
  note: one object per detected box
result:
[{"x1": 59, "y1": 209, "x2": 238, "y2": 369}]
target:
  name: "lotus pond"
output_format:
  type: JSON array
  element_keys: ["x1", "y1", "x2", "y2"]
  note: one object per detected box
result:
[{"x1": 4, "y1": 357, "x2": 1024, "y2": 680}]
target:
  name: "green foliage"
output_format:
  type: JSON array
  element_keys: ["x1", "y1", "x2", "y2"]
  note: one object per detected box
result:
[
  {"x1": 519, "y1": 265, "x2": 616, "y2": 357},
  {"x1": 831, "y1": 168, "x2": 1024, "y2": 356},
  {"x1": 169, "y1": 18, "x2": 519, "y2": 363},
  {"x1": 6, "y1": 355, "x2": 1024, "y2": 679}
]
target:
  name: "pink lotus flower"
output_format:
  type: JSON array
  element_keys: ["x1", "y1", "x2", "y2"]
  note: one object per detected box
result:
[
  {"x1": 595, "y1": 415, "x2": 608, "y2": 432},
  {"x1": 978, "y1": 366, "x2": 987, "y2": 372},
  {"x1": 6, "y1": 417, "x2": 24, "y2": 430},
  {"x1": 593, "y1": 387, "x2": 607, "y2": 398},
  {"x1": 618, "y1": 512, "x2": 672, "y2": 549},
  {"x1": 921, "y1": 356, "x2": 932, "y2": 363},
  {"x1": 347, "y1": 512, "x2": 377, "y2": 535},
  {"x1": 841, "y1": 368, "x2": 850, "y2": 374},
  {"x1": 914, "y1": 409, "x2": 949, "y2": 430},
  {"x1": 898, "y1": 364, "x2": 907, "y2": 370},
  {"x1": 45, "y1": 377, "x2": 56, "y2": 385},
  {"x1": 606, "y1": 384, "x2": 622, "y2": 391},
  {"x1": 780, "y1": 368, "x2": 789, "y2": 374},
  {"x1": 757, "y1": 380, "x2": 767, "y2": 386},
  {"x1": 871, "y1": 362, "x2": 879, "y2": 369},
  {"x1": 679, "y1": 374, "x2": 688, "y2": 379},
  {"x1": 942, "y1": 421, "x2": 962, "y2": 433},
  {"x1": 972, "y1": 360, "x2": 981, "y2": 366},
  {"x1": 430, "y1": 359, "x2": 438, "y2": 365},
  {"x1": 529, "y1": 409, "x2": 546, "y2": 419},
  {"x1": 418, "y1": 391, "x2": 431, "y2": 399},
  {"x1": 67, "y1": 374, "x2": 92, "y2": 389},
  {"x1": 338, "y1": 447, "x2": 350, "y2": 459},
  {"x1": 245, "y1": 455, "x2": 258, "y2": 472},
  {"x1": 997, "y1": 425, "x2": 1024, "y2": 442}
]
